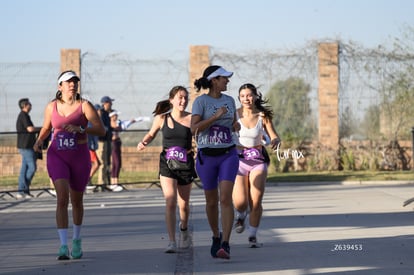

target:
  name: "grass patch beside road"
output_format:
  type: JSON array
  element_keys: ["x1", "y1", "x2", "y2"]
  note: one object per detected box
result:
[
  {"x1": 1, "y1": 170, "x2": 413, "y2": 191},
  {"x1": 267, "y1": 170, "x2": 414, "y2": 183}
]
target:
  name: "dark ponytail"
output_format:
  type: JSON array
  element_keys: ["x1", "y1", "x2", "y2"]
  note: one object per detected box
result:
[
  {"x1": 152, "y1": 100, "x2": 171, "y2": 116},
  {"x1": 193, "y1": 65, "x2": 221, "y2": 92}
]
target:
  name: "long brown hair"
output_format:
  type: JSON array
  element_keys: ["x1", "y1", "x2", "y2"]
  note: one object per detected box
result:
[
  {"x1": 239, "y1": 83, "x2": 273, "y2": 119},
  {"x1": 152, "y1": 85, "x2": 188, "y2": 116}
]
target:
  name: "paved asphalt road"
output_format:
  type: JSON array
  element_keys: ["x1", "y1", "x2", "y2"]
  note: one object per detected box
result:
[{"x1": 1, "y1": 182, "x2": 414, "y2": 275}]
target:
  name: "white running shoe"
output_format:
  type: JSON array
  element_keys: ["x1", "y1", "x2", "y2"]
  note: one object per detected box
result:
[
  {"x1": 165, "y1": 241, "x2": 177, "y2": 253},
  {"x1": 108, "y1": 185, "x2": 123, "y2": 192},
  {"x1": 234, "y1": 218, "x2": 246, "y2": 233},
  {"x1": 248, "y1": 236, "x2": 263, "y2": 248},
  {"x1": 180, "y1": 228, "x2": 190, "y2": 248}
]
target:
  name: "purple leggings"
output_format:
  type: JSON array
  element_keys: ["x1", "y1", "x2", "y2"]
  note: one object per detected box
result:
[
  {"x1": 47, "y1": 141, "x2": 91, "y2": 192},
  {"x1": 111, "y1": 139, "x2": 122, "y2": 178},
  {"x1": 195, "y1": 147, "x2": 239, "y2": 190}
]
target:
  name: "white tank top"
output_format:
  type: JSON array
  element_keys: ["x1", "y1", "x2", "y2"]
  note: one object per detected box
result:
[{"x1": 237, "y1": 115, "x2": 264, "y2": 147}]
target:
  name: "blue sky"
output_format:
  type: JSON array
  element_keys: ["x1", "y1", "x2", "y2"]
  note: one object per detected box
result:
[{"x1": 2, "y1": 0, "x2": 413, "y2": 62}]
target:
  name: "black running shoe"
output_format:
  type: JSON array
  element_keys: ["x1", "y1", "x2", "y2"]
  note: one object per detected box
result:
[
  {"x1": 216, "y1": 241, "x2": 230, "y2": 259},
  {"x1": 210, "y1": 232, "x2": 222, "y2": 258}
]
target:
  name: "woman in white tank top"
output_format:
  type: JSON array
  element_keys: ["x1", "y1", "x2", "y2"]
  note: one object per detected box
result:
[{"x1": 232, "y1": 83, "x2": 281, "y2": 247}]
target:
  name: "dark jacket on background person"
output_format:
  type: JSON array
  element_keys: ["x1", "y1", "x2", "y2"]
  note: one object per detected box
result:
[
  {"x1": 99, "y1": 108, "x2": 112, "y2": 142},
  {"x1": 16, "y1": 111, "x2": 36, "y2": 149}
]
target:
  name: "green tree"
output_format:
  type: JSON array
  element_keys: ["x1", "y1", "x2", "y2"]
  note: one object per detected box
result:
[
  {"x1": 380, "y1": 71, "x2": 414, "y2": 140},
  {"x1": 266, "y1": 77, "x2": 315, "y2": 142},
  {"x1": 360, "y1": 105, "x2": 381, "y2": 140},
  {"x1": 340, "y1": 106, "x2": 359, "y2": 139}
]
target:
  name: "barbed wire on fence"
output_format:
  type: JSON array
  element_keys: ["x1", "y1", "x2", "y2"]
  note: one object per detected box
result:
[
  {"x1": 1, "y1": 39, "x2": 414, "y2": 146},
  {"x1": 0, "y1": 62, "x2": 59, "y2": 132}
]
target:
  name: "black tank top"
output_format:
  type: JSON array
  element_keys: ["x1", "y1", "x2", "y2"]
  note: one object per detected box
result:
[{"x1": 162, "y1": 114, "x2": 192, "y2": 150}]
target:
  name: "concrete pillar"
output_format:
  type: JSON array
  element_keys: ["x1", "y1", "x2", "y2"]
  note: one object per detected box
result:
[
  {"x1": 318, "y1": 43, "x2": 339, "y2": 149},
  {"x1": 189, "y1": 45, "x2": 210, "y2": 110},
  {"x1": 60, "y1": 49, "x2": 81, "y2": 93}
]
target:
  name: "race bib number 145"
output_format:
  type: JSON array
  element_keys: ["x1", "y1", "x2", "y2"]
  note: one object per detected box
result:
[{"x1": 56, "y1": 132, "x2": 77, "y2": 150}]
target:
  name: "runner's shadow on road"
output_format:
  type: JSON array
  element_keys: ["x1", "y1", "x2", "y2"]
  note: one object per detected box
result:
[{"x1": 194, "y1": 234, "x2": 414, "y2": 275}]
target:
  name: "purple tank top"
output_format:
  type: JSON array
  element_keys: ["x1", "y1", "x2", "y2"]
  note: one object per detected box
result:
[{"x1": 51, "y1": 100, "x2": 88, "y2": 140}]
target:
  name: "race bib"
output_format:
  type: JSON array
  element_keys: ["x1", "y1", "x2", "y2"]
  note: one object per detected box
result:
[
  {"x1": 209, "y1": 125, "x2": 231, "y2": 144},
  {"x1": 166, "y1": 146, "x2": 187, "y2": 162},
  {"x1": 243, "y1": 148, "x2": 261, "y2": 160},
  {"x1": 56, "y1": 132, "x2": 77, "y2": 151}
]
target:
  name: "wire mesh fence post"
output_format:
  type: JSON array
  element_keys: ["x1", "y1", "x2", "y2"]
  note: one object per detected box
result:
[{"x1": 411, "y1": 127, "x2": 414, "y2": 170}]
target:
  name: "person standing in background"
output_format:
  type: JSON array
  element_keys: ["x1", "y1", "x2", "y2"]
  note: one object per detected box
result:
[
  {"x1": 108, "y1": 110, "x2": 137, "y2": 191},
  {"x1": 96, "y1": 96, "x2": 114, "y2": 191},
  {"x1": 232, "y1": 83, "x2": 281, "y2": 248},
  {"x1": 86, "y1": 104, "x2": 101, "y2": 189},
  {"x1": 16, "y1": 98, "x2": 40, "y2": 199},
  {"x1": 191, "y1": 65, "x2": 240, "y2": 260}
]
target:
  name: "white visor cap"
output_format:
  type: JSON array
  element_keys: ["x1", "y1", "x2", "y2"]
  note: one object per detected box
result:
[
  {"x1": 109, "y1": 111, "x2": 121, "y2": 117},
  {"x1": 58, "y1": 71, "x2": 80, "y2": 84},
  {"x1": 206, "y1": 67, "x2": 233, "y2": 80}
]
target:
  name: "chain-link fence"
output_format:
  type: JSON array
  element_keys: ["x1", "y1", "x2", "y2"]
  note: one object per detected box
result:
[{"x1": 2, "y1": 40, "x2": 414, "y2": 171}]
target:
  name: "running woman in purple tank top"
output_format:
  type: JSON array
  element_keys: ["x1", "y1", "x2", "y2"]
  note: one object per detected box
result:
[{"x1": 34, "y1": 70, "x2": 105, "y2": 260}]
